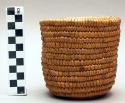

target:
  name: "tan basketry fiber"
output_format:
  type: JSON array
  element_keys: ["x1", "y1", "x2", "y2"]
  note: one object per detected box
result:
[{"x1": 40, "y1": 16, "x2": 121, "y2": 99}]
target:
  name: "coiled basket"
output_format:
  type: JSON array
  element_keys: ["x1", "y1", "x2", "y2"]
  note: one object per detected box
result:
[{"x1": 40, "y1": 16, "x2": 121, "y2": 99}]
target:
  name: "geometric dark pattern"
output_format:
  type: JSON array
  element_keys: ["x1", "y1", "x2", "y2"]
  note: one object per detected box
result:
[{"x1": 7, "y1": 7, "x2": 26, "y2": 95}]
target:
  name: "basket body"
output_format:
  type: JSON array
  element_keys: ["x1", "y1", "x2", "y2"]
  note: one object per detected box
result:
[{"x1": 40, "y1": 17, "x2": 121, "y2": 98}]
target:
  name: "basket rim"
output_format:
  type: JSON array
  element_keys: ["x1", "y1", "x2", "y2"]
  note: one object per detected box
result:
[
  {"x1": 40, "y1": 16, "x2": 121, "y2": 27},
  {"x1": 40, "y1": 16, "x2": 120, "y2": 21}
]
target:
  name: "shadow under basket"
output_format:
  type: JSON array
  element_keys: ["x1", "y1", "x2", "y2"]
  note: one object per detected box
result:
[{"x1": 40, "y1": 16, "x2": 121, "y2": 99}]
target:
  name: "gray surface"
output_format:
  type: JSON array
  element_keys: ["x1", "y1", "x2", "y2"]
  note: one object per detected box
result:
[{"x1": 0, "y1": 0, "x2": 125, "y2": 102}]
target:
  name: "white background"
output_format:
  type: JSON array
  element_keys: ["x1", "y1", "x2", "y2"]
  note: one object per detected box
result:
[{"x1": 0, "y1": 0, "x2": 125, "y2": 102}]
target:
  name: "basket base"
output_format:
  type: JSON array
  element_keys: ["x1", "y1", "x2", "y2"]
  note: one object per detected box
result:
[{"x1": 48, "y1": 88, "x2": 111, "y2": 99}]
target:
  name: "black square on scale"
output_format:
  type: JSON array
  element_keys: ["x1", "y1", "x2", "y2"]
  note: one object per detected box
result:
[
  {"x1": 9, "y1": 51, "x2": 16, "y2": 58},
  {"x1": 9, "y1": 66, "x2": 17, "y2": 73},
  {"x1": 8, "y1": 22, "x2": 15, "y2": 29},
  {"x1": 17, "y1": 73, "x2": 24, "y2": 80},
  {"x1": 17, "y1": 87, "x2": 25, "y2": 94},
  {"x1": 15, "y1": 15, "x2": 22, "y2": 22},
  {"x1": 10, "y1": 80, "x2": 17, "y2": 87},
  {"x1": 7, "y1": 7, "x2": 15, "y2": 15},
  {"x1": 16, "y1": 44, "x2": 23, "y2": 51},
  {"x1": 8, "y1": 37, "x2": 15, "y2": 44},
  {"x1": 16, "y1": 58, "x2": 24, "y2": 65},
  {"x1": 16, "y1": 29, "x2": 23, "y2": 36}
]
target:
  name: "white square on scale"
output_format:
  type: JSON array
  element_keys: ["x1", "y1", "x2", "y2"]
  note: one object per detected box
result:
[
  {"x1": 8, "y1": 44, "x2": 16, "y2": 51},
  {"x1": 17, "y1": 80, "x2": 25, "y2": 87},
  {"x1": 16, "y1": 51, "x2": 24, "y2": 58},
  {"x1": 17, "y1": 66, "x2": 25, "y2": 72},
  {"x1": 6, "y1": 15, "x2": 15, "y2": 22},
  {"x1": 8, "y1": 30, "x2": 15, "y2": 37},
  {"x1": 15, "y1": 7, "x2": 24, "y2": 15},
  {"x1": 8, "y1": 59, "x2": 16, "y2": 65},
  {"x1": 16, "y1": 37, "x2": 24, "y2": 44},
  {"x1": 8, "y1": 87, "x2": 17, "y2": 95},
  {"x1": 9, "y1": 73, "x2": 17, "y2": 80},
  {"x1": 15, "y1": 22, "x2": 23, "y2": 29}
]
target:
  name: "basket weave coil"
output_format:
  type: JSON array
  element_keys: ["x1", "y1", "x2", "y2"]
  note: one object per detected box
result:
[{"x1": 40, "y1": 16, "x2": 121, "y2": 98}]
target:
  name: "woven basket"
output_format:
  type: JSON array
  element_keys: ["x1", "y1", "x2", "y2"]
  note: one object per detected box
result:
[{"x1": 40, "y1": 16, "x2": 121, "y2": 99}]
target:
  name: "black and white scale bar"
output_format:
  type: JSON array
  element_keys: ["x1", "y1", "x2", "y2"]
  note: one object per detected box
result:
[{"x1": 6, "y1": 6, "x2": 27, "y2": 95}]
